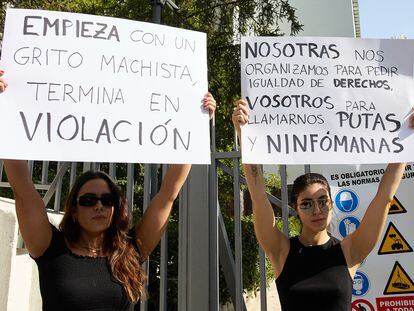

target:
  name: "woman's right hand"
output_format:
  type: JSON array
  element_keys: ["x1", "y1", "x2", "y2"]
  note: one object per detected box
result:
[
  {"x1": 231, "y1": 99, "x2": 249, "y2": 137},
  {"x1": 0, "y1": 70, "x2": 8, "y2": 93}
]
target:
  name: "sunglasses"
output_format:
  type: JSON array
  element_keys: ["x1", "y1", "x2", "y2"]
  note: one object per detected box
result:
[
  {"x1": 77, "y1": 193, "x2": 115, "y2": 207},
  {"x1": 298, "y1": 198, "x2": 332, "y2": 213}
]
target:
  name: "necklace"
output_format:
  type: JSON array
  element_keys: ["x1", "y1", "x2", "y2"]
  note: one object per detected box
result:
[
  {"x1": 298, "y1": 236, "x2": 315, "y2": 247},
  {"x1": 74, "y1": 242, "x2": 103, "y2": 257},
  {"x1": 82, "y1": 246, "x2": 102, "y2": 256}
]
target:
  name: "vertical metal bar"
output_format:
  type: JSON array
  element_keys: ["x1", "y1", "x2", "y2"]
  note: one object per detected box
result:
[
  {"x1": 218, "y1": 206, "x2": 247, "y2": 311},
  {"x1": 208, "y1": 160, "x2": 219, "y2": 310},
  {"x1": 89, "y1": 162, "x2": 99, "y2": 171},
  {"x1": 151, "y1": 165, "x2": 158, "y2": 196},
  {"x1": 28, "y1": 160, "x2": 34, "y2": 177},
  {"x1": 233, "y1": 157, "x2": 243, "y2": 311},
  {"x1": 304, "y1": 164, "x2": 311, "y2": 174},
  {"x1": 70, "y1": 162, "x2": 77, "y2": 189},
  {"x1": 0, "y1": 160, "x2": 3, "y2": 181},
  {"x1": 233, "y1": 120, "x2": 243, "y2": 311},
  {"x1": 152, "y1": 0, "x2": 163, "y2": 24},
  {"x1": 83, "y1": 162, "x2": 91, "y2": 172},
  {"x1": 53, "y1": 162, "x2": 64, "y2": 212},
  {"x1": 126, "y1": 163, "x2": 134, "y2": 211},
  {"x1": 159, "y1": 164, "x2": 168, "y2": 311},
  {"x1": 42, "y1": 163, "x2": 71, "y2": 207},
  {"x1": 259, "y1": 247, "x2": 268, "y2": 311},
  {"x1": 149, "y1": 2, "x2": 179, "y2": 308},
  {"x1": 109, "y1": 163, "x2": 116, "y2": 179},
  {"x1": 209, "y1": 116, "x2": 219, "y2": 310},
  {"x1": 280, "y1": 165, "x2": 289, "y2": 236},
  {"x1": 41, "y1": 161, "x2": 49, "y2": 184},
  {"x1": 178, "y1": 180, "x2": 188, "y2": 311},
  {"x1": 140, "y1": 156, "x2": 159, "y2": 311},
  {"x1": 140, "y1": 163, "x2": 151, "y2": 311}
]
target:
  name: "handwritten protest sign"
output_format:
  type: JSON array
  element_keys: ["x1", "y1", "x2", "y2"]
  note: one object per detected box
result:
[
  {"x1": 241, "y1": 36, "x2": 414, "y2": 164},
  {"x1": 0, "y1": 9, "x2": 209, "y2": 164}
]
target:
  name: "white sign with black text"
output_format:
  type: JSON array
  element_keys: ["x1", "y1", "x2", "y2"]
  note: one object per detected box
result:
[
  {"x1": 241, "y1": 36, "x2": 414, "y2": 164},
  {"x1": 0, "y1": 9, "x2": 209, "y2": 164}
]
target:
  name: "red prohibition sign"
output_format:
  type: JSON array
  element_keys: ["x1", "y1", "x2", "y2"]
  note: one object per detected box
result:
[{"x1": 351, "y1": 299, "x2": 375, "y2": 311}]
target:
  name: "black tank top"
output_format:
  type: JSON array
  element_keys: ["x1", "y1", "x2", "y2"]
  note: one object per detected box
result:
[
  {"x1": 33, "y1": 225, "x2": 138, "y2": 311},
  {"x1": 276, "y1": 236, "x2": 352, "y2": 311}
]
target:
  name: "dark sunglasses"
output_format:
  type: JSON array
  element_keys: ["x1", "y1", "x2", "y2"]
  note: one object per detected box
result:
[
  {"x1": 298, "y1": 198, "x2": 332, "y2": 213},
  {"x1": 77, "y1": 193, "x2": 115, "y2": 207}
]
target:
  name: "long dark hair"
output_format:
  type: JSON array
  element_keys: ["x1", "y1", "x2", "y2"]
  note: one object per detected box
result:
[
  {"x1": 290, "y1": 173, "x2": 332, "y2": 207},
  {"x1": 60, "y1": 171, "x2": 146, "y2": 302}
]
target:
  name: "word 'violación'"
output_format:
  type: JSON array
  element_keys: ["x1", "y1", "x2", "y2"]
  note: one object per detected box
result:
[{"x1": 19, "y1": 112, "x2": 191, "y2": 151}]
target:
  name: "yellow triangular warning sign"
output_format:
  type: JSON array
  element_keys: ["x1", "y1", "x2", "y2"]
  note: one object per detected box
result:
[
  {"x1": 384, "y1": 261, "x2": 414, "y2": 295},
  {"x1": 378, "y1": 222, "x2": 413, "y2": 255},
  {"x1": 388, "y1": 196, "x2": 407, "y2": 215}
]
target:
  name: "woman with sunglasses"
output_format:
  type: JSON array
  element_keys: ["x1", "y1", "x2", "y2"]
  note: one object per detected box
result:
[
  {"x1": 232, "y1": 99, "x2": 414, "y2": 311},
  {"x1": 0, "y1": 72, "x2": 216, "y2": 310}
]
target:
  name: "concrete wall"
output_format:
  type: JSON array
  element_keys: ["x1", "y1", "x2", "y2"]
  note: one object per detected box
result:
[
  {"x1": 0, "y1": 198, "x2": 16, "y2": 311},
  {"x1": 0, "y1": 197, "x2": 63, "y2": 311}
]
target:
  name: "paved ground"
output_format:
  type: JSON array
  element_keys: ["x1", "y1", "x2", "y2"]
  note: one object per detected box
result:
[{"x1": 220, "y1": 282, "x2": 281, "y2": 310}]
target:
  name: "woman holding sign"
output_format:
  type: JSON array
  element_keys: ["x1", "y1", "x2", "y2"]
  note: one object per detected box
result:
[
  {"x1": 0, "y1": 74, "x2": 216, "y2": 310},
  {"x1": 232, "y1": 99, "x2": 414, "y2": 311}
]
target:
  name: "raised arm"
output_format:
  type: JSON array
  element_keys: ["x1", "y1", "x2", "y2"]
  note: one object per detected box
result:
[
  {"x1": 134, "y1": 93, "x2": 216, "y2": 259},
  {"x1": 342, "y1": 109, "x2": 414, "y2": 269},
  {"x1": 232, "y1": 100, "x2": 289, "y2": 277},
  {"x1": 3, "y1": 160, "x2": 52, "y2": 258},
  {"x1": 1, "y1": 74, "x2": 52, "y2": 258},
  {"x1": 135, "y1": 164, "x2": 190, "y2": 259}
]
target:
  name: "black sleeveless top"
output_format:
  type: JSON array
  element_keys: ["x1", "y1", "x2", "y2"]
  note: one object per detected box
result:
[
  {"x1": 33, "y1": 225, "x2": 139, "y2": 311},
  {"x1": 276, "y1": 236, "x2": 353, "y2": 311}
]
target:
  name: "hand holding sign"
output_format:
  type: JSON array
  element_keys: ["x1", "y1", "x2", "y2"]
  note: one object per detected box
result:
[
  {"x1": 232, "y1": 99, "x2": 249, "y2": 144},
  {"x1": 0, "y1": 70, "x2": 7, "y2": 92},
  {"x1": 410, "y1": 107, "x2": 414, "y2": 129},
  {"x1": 203, "y1": 92, "x2": 217, "y2": 120}
]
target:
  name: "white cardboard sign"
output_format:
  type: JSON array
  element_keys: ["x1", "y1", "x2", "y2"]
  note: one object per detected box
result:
[
  {"x1": 241, "y1": 36, "x2": 414, "y2": 164},
  {"x1": 0, "y1": 9, "x2": 210, "y2": 164}
]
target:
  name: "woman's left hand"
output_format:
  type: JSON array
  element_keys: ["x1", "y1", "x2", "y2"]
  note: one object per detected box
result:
[
  {"x1": 203, "y1": 92, "x2": 216, "y2": 120},
  {"x1": 0, "y1": 70, "x2": 8, "y2": 93}
]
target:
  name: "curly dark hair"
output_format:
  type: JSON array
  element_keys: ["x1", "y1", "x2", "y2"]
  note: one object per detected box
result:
[{"x1": 59, "y1": 170, "x2": 147, "y2": 302}]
